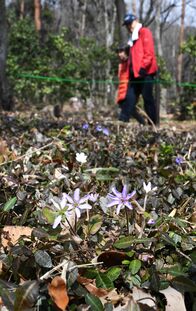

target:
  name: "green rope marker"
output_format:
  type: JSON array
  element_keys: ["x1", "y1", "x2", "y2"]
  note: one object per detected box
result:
[{"x1": 17, "y1": 73, "x2": 196, "y2": 88}]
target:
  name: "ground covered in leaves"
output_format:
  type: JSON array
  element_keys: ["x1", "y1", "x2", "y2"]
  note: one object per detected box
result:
[{"x1": 0, "y1": 110, "x2": 195, "y2": 311}]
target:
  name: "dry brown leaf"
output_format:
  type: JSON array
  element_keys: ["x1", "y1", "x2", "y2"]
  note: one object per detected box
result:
[
  {"x1": 97, "y1": 250, "x2": 129, "y2": 267},
  {"x1": 48, "y1": 276, "x2": 69, "y2": 311},
  {"x1": 1, "y1": 226, "x2": 33, "y2": 248}
]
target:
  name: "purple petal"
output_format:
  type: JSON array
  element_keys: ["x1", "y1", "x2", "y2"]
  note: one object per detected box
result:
[
  {"x1": 74, "y1": 188, "x2": 80, "y2": 202},
  {"x1": 64, "y1": 194, "x2": 74, "y2": 204},
  {"x1": 53, "y1": 215, "x2": 62, "y2": 229},
  {"x1": 107, "y1": 200, "x2": 120, "y2": 207},
  {"x1": 125, "y1": 201, "x2": 133, "y2": 210},
  {"x1": 79, "y1": 194, "x2": 89, "y2": 204},
  {"x1": 116, "y1": 204, "x2": 124, "y2": 215},
  {"x1": 79, "y1": 203, "x2": 92, "y2": 210},
  {"x1": 122, "y1": 185, "x2": 128, "y2": 198},
  {"x1": 127, "y1": 190, "x2": 136, "y2": 200},
  {"x1": 111, "y1": 187, "x2": 121, "y2": 198}
]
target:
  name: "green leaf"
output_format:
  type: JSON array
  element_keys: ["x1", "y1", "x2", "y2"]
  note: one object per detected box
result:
[
  {"x1": 129, "y1": 260, "x2": 142, "y2": 275},
  {"x1": 43, "y1": 208, "x2": 56, "y2": 224},
  {"x1": 96, "y1": 272, "x2": 114, "y2": 289},
  {"x1": 171, "y1": 276, "x2": 196, "y2": 293},
  {"x1": 88, "y1": 215, "x2": 103, "y2": 235},
  {"x1": 114, "y1": 237, "x2": 155, "y2": 249},
  {"x1": 34, "y1": 250, "x2": 53, "y2": 268},
  {"x1": 14, "y1": 280, "x2": 40, "y2": 311},
  {"x1": 3, "y1": 197, "x2": 17, "y2": 212},
  {"x1": 131, "y1": 274, "x2": 141, "y2": 287},
  {"x1": 85, "y1": 293, "x2": 104, "y2": 311},
  {"x1": 106, "y1": 267, "x2": 121, "y2": 281}
]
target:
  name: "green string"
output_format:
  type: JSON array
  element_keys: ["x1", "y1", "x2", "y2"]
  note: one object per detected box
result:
[{"x1": 17, "y1": 73, "x2": 196, "y2": 88}]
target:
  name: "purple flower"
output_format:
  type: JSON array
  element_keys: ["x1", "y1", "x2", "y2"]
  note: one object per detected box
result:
[
  {"x1": 147, "y1": 218, "x2": 156, "y2": 225},
  {"x1": 88, "y1": 193, "x2": 99, "y2": 202},
  {"x1": 65, "y1": 188, "x2": 92, "y2": 219},
  {"x1": 102, "y1": 127, "x2": 110, "y2": 136},
  {"x1": 96, "y1": 125, "x2": 102, "y2": 132},
  {"x1": 107, "y1": 185, "x2": 136, "y2": 215},
  {"x1": 175, "y1": 156, "x2": 183, "y2": 165},
  {"x1": 82, "y1": 123, "x2": 89, "y2": 130}
]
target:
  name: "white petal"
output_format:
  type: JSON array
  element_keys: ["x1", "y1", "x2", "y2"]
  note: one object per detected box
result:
[
  {"x1": 51, "y1": 198, "x2": 61, "y2": 211},
  {"x1": 79, "y1": 203, "x2": 92, "y2": 210},
  {"x1": 116, "y1": 204, "x2": 124, "y2": 215},
  {"x1": 53, "y1": 215, "x2": 62, "y2": 229},
  {"x1": 75, "y1": 207, "x2": 81, "y2": 219},
  {"x1": 74, "y1": 188, "x2": 80, "y2": 202},
  {"x1": 79, "y1": 194, "x2": 89, "y2": 204},
  {"x1": 64, "y1": 194, "x2": 74, "y2": 204},
  {"x1": 60, "y1": 193, "x2": 67, "y2": 209}
]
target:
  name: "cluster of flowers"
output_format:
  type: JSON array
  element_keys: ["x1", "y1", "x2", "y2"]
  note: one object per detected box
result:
[
  {"x1": 82, "y1": 123, "x2": 110, "y2": 136},
  {"x1": 50, "y1": 181, "x2": 157, "y2": 229}
]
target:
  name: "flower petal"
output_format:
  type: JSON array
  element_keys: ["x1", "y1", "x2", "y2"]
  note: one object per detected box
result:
[
  {"x1": 64, "y1": 194, "x2": 74, "y2": 204},
  {"x1": 60, "y1": 193, "x2": 67, "y2": 209},
  {"x1": 122, "y1": 185, "x2": 128, "y2": 198},
  {"x1": 79, "y1": 194, "x2": 89, "y2": 204},
  {"x1": 74, "y1": 188, "x2": 80, "y2": 202},
  {"x1": 116, "y1": 204, "x2": 124, "y2": 215},
  {"x1": 75, "y1": 207, "x2": 81, "y2": 219},
  {"x1": 111, "y1": 187, "x2": 121, "y2": 198},
  {"x1": 127, "y1": 190, "x2": 136, "y2": 199},
  {"x1": 79, "y1": 203, "x2": 92, "y2": 210},
  {"x1": 51, "y1": 198, "x2": 61, "y2": 211},
  {"x1": 53, "y1": 215, "x2": 62, "y2": 229},
  {"x1": 125, "y1": 201, "x2": 133, "y2": 210},
  {"x1": 107, "y1": 200, "x2": 120, "y2": 207}
]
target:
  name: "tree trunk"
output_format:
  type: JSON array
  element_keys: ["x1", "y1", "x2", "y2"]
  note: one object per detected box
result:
[
  {"x1": 114, "y1": 0, "x2": 127, "y2": 45},
  {"x1": 34, "y1": 0, "x2": 42, "y2": 31},
  {"x1": 154, "y1": 0, "x2": 167, "y2": 123},
  {"x1": 177, "y1": 0, "x2": 186, "y2": 84},
  {"x1": 0, "y1": 0, "x2": 12, "y2": 110},
  {"x1": 20, "y1": 0, "x2": 25, "y2": 19},
  {"x1": 131, "y1": 0, "x2": 137, "y2": 15}
]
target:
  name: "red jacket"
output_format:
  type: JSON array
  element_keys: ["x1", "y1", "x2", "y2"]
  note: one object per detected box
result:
[
  {"x1": 131, "y1": 27, "x2": 158, "y2": 78},
  {"x1": 116, "y1": 61, "x2": 129, "y2": 103}
]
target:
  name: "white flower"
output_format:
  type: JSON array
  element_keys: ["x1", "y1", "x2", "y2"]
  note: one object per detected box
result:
[
  {"x1": 76, "y1": 152, "x2": 87, "y2": 164},
  {"x1": 51, "y1": 194, "x2": 67, "y2": 229},
  {"x1": 65, "y1": 188, "x2": 92, "y2": 219},
  {"x1": 143, "y1": 182, "x2": 157, "y2": 194}
]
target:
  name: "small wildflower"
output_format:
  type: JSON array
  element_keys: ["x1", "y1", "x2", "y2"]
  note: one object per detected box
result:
[
  {"x1": 76, "y1": 152, "x2": 87, "y2": 164},
  {"x1": 102, "y1": 127, "x2": 110, "y2": 136},
  {"x1": 107, "y1": 185, "x2": 136, "y2": 215},
  {"x1": 88, "y1": 193, "x2": 99, "y2": 202},
  {"x1": 175, "y1": 156, "x2": 183, "y2": 165},
  {"x1": 96, "y1": 125, "x2": 102, "y2": 132},
  {"x1": 50, "y1": 194, "x2": 68, "y2": 229},
  {"x1": 143, "y1": 181, "x2": 157, "y2": 194},
  {"x1": 82, "y1": 123, "x2": 89, "y2": 130},
  {"x1": 147, "y1": 218, "x2": 156, "y2": 225},
  {"x1": 65, "y1": 188, "x2": 92, "y2": 219}
]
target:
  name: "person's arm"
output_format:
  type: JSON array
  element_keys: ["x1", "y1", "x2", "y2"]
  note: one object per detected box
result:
[{"x1": 139, "y1": 28, "x2": 155, "y2": 76}]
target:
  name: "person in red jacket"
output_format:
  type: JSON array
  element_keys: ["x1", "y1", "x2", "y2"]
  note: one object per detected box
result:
[
  {"x1": 116, "y1": 46, "x2": 129, "y2": 104},
  {"x1": 119, "y1": 13, "x2": 158, "y2": 124}
]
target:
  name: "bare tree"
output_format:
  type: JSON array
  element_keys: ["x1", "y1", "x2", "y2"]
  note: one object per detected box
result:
[
  {"x1": 114, "y1": 0, "x2": 127, "y2": 45},
  {"x1": 0, "y1": 0, "x2": 12, "y2": 110},
  {"x1": 34, "y1": 0, "x2": 42, "y2": 31},
  {"x1": 177, "y1": 0, "x2": 186, "y2": 84},
  {"x1": 19, "y1": 0, "x2": 25, "y2": 19}
]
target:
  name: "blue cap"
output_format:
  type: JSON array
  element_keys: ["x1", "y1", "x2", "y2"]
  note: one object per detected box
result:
[{"x1": 122, "y1": 13, "x2": 137, "y2": 26}]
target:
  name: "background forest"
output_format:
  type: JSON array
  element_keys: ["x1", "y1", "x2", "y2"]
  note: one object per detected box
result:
[{"x1": 0, "y1": 0, "x2": 195, "y2": 119}]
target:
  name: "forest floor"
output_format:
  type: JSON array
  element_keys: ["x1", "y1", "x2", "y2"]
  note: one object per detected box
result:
[{"x1": 0, "y1": 107, "x2": 195, "y2": 311}]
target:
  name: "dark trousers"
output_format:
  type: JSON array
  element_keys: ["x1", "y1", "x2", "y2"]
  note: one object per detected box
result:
[{"x1": 119, "y1": 75, "x2": 157, "y2": 124}]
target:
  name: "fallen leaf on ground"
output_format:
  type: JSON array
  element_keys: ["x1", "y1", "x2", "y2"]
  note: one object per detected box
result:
[{"x1": 48, "y1": 276, "x2": 69, "y2": 311}]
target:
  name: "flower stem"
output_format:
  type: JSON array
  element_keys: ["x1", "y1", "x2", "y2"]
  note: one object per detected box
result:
[{"x1": 125, "y1": 207, "x2": 130, "y2": 234}]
